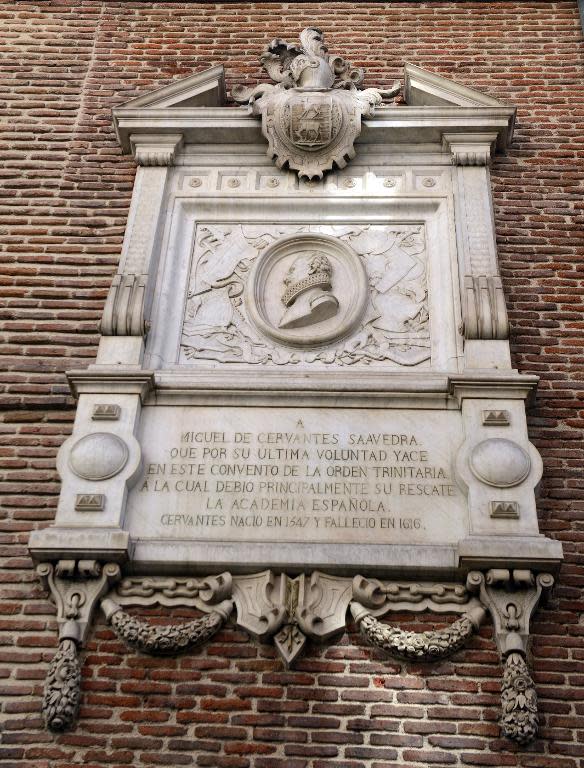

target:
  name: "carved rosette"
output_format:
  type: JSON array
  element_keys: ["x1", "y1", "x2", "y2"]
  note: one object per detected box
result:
[
  {"x1": 500, "y1": 651, "x2": 539, "y2": 745},
  {"x1": 101, "y1": 598, "x2": 233, "y2": 655},
  {"x1": 42, "y1": 638, "x2": 81, "y2": 732}
]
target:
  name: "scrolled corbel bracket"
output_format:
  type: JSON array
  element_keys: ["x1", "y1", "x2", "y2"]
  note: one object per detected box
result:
[
  {"x1": 129, "y1": 133, "x2": 184, "y2": 167},
  {"x1": 38, "y1": 560, "x2": 121, "y2": 732},
  {"x1": 442, "y1": 132, "x2": 498, "y2": 166},
  {"x1": 466, "y1": 569, "x2": 554, "y2": 745},
  {"x1": 462, "y1": 274, "x2": 509, "y2": 340},
  {"x1": 98, "y1": 272, "x2": 149, "y2": 336}
]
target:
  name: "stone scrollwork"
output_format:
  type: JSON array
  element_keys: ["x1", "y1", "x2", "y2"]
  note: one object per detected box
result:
[
  {"x1": 101, "y1": 598, "x2": 233, "y2": 656},
  {"x1": 466, "y1": 569, "x2": 553, "y2": 658},
  {"x1": 37, "y1": 566, "x2": 552, "y2": 747},
  {"x1": 350, "y1": 571, "x2": 550, "y2": 745},
  {"x1": 38, "y1": 560, "x2": 121, "y2": 732},
  {"x1": 463, "y1": 274, "x2": 509, "y2": 340},
  {"x1": 99, "y1": 273, "x2": 148, "y2": 337},
  {"x1": 466, "y1": 569, "x2": 554, "y2": 745}
]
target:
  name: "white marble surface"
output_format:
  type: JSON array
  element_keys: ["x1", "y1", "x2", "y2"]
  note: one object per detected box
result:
[{"x1": 126, "y1": 406, "x2": 467, "y2": 549}]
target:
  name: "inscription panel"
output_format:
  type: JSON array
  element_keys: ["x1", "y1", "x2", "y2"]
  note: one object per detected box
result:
[{"x1": 127, "y1": 407, "x2": 466, "y2": 547}]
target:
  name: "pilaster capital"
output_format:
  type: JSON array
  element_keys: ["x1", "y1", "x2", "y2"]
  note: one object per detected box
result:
[
  {"x1": 442, "y1": 132, "x2": 498, "y2": 166},
  {"x1": 129, "y1": 133, "x2": 184, "y2": 166}
]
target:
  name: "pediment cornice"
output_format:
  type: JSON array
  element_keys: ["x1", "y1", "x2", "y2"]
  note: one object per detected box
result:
[{"x1": 113, "y1": 63, "x2": 516, "y2": 159}]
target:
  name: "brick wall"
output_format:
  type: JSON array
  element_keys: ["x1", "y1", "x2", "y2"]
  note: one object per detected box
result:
[{"x1": 1, "y1": 2, "x2": 583, "y2": 766}]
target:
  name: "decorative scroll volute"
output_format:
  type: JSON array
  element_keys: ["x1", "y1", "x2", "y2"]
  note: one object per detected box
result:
[
  {"x1": 463, "y1": 275, "x2": 509, "y2": 340},
  {"x1": 99, "y1": 273, "x2": 148, "y2": 337}
]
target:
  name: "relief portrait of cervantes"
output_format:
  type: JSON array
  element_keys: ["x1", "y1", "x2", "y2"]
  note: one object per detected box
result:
[
  {"x1": 180, "y1": 224, "x2": 430, "y2": 368},
  {"x1": 278, "y1": 252, "x2": 339, "y2": 330}
]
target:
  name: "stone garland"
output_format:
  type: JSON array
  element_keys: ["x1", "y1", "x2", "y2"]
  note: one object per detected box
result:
[
  {"x1": 100, "y1": 597, "x2": 233, "y2": 655},
  {"x1": 42, "y1": 638, "x2": 81, "y2": 732},
  {"x1": 38, "y1": 565, "x2": 550, "y2": 746},
  {"x1": 351, "y1": 603, "x2": 484, "y2": 662},
  {"x1": 500, "y1": 651, "x2": 539, "y2": 745}
]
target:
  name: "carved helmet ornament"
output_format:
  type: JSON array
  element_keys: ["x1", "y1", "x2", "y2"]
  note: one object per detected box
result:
[{"x1": 232, "y1": 28, "x2": 400, "y2": 180}]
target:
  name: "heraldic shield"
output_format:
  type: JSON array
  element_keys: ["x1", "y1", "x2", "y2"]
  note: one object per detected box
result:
[
  {"x1": 288, "y1": 93, "x2": 336, "y2": 149},
  {"x1": 232, "y1": 27, "x2": 400, "y2": 180},
  {"x1": 266, "y1": 89, "x2": 359, "y2": 179}
]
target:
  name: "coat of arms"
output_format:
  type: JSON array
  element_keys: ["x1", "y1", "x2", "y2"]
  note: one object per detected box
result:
[{"x1": 232, "y1": 28, "x2": 399, "y2": 180}]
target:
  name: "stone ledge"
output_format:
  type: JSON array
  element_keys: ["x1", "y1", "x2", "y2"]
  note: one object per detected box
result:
[
  {"x1": 28, "y1": 528, "x2": 132, "y2": 564},
  {"x1": 458, "y1": 535, "x2": 563, "y2": 574}
]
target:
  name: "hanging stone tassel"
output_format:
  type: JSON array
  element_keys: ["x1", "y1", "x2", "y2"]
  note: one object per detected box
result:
[
  {"x1": 101, "y1": 598, "x2": 233, "y2": 655},
  {"x1": 42, "y1": 638, "x2": 81, "y2": 732},
  {"x1": 352, "y1": 603, "x2": 485, "y2": 662},
  {"x1": 500, "y1": 651, "x2": 539, "y2": 744}
]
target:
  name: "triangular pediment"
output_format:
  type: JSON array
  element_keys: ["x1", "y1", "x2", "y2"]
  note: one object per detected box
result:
[
  {"x1": 404, "y1": 63, "x2": 504, "y2": 107},
  {"x1": 115, "y1": 64, "x2": 226, "y2": 110},
  {"x1": 113, "y1": 62, "x2": 515, "y2": 154},
  {"x1": 114, "y1": 62, "x2": 503, "y2": 112}
]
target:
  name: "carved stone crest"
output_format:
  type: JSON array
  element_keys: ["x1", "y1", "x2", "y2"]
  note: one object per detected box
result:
[{"x1": 233, "y1": 27, "x2": 399, "y2": 179}]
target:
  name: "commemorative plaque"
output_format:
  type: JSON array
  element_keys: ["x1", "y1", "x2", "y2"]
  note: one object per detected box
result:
[{"x1": 30, "y1": 28, "x2": 562, "y2": 742}]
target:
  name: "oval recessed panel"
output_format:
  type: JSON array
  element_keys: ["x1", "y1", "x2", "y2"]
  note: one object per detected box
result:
[
  {"x1": 69, "y1": 432, "x2": 129, "y2": 481},
  {"x1": 470, "y1": 438, "x2": 531, "y2": 488}
]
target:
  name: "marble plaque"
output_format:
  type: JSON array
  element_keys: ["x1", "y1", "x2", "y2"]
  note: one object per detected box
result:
[
  {"x1": 126, "y1": 407, "x2": 466, "y2": 548},
  {"x1": 28, "y1": 61, "x2": 563, "y2": 579}
]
